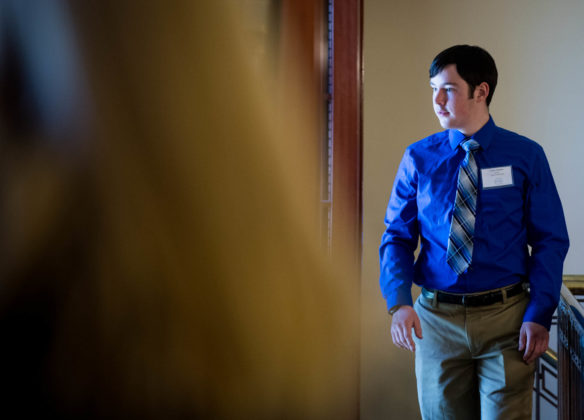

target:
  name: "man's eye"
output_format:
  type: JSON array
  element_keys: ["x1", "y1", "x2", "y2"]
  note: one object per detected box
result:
[{"x1": 445, "y1": 88, "x2": 453, "y2": 92}]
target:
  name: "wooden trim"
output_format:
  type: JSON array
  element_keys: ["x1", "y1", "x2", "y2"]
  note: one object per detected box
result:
[
  {"x1": 331, "y1": 0, "x2": 363, "y2": 269},
  {"x1": 563, "y1": 275, "x2": 584, "y2": 296},
  {"x1": 277, "y1": 3, "x2": 363, "y2": 417},
  {"x1": 331, "y1": 1, "x2": 363, "y2": 419},
  {"x1": 278, "y1": 0, "x2": 326, "y2": 217}
]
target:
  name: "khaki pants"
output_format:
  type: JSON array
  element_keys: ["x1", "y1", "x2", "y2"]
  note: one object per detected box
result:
[{"x1": 413, "y1": 290, "x2": 535, "y2": 420}]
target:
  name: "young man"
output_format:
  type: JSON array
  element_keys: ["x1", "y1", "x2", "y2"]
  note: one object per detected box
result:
[{"x1": 379, "y1": 45, "x2": 569, "y2": 419}]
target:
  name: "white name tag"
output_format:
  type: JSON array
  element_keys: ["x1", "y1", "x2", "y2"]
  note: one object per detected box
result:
[{"x1": 481, "y1": 166, "x2": 514, "y2": 189}]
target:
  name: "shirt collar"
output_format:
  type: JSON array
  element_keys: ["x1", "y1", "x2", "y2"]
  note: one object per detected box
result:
[{"x1": 448, "y1": 115, "x2": 496, "y2": 151}]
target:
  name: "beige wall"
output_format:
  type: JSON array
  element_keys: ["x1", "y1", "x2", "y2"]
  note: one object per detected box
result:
[{"x1": 362, "y1": 0, "x2": 584, "y2": 418}]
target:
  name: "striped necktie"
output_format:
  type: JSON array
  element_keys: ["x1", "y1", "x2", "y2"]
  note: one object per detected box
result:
[{"x1": 447, "y1": 138, "x2": 480, "y2": 275}]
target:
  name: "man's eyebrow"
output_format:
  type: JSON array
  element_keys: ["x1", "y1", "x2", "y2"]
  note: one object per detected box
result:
[{"x1": 430, "y1": 82, "x2": 459, "y2": 87}]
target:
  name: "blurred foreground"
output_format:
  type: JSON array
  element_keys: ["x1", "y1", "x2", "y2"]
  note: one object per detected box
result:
[{"x1": 0, "y1": 1, "x2": 358, "y2": 418}]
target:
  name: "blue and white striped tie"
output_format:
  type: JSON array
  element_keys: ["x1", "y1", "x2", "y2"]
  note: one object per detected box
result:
[{"x1": 447, "y1": 139, "x2": 480, "y2": 275}]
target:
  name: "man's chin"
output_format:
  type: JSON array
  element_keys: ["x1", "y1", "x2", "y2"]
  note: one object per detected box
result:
[{"x1": 437, "y1": 118, "x2": 451, "y2": 129}]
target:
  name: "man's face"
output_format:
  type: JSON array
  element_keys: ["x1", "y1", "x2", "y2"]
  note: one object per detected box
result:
[{"x1": 430, "y1": 64, "x2": 480, "y2": 133}]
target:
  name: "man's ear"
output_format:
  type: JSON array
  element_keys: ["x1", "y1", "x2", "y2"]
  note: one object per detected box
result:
[{"x1": 475, "y1": 82, "x2": 490, "y2": 103}]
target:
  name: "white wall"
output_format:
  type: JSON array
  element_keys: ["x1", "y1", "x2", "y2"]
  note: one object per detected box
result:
[{"x1": 362, "y1": 0, "x2": 584, "y2": 418}]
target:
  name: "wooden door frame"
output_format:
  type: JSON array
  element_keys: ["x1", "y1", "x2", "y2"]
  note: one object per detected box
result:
[
  {"x1": 331, "y1": 0, "x2": 363, "y2": 273},
  {"x1": 278, "y1": 1, "x2": 363, "y2": 417},
  {"x1": 331, "y1": 3, "x2": 363, "y2": 419}
]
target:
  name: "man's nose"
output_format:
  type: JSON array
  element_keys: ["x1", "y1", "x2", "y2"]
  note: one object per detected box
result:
[{"x1": 434, "y1": 89, "x2": 446, "y2": 105}]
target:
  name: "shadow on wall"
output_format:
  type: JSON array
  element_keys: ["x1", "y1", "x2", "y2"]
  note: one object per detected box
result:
[{"x1": 0, "y1": 1, "x2": 359, "y2": 418}]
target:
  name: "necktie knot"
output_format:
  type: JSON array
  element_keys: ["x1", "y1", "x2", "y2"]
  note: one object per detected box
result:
[{"x1": 461, "y1": 139, "x2": 480, "y2": 153}]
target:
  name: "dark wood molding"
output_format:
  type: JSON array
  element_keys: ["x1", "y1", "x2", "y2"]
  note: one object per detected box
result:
[
  {"x1": 331, "y1": 1, "x2": 363, "y2": 419},
  {"x1": 331, "y1": 0, "x2": 363, "y2": 270},
  {"x1": 276, "y1": 2, "x2": 363, "y2": 417}
]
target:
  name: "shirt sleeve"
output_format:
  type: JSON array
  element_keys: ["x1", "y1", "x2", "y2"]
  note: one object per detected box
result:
[
  {"x1": 379, "y1": 148, "x2": 419, "y2": 311},
  {"x1": 523, "y1": 145, "x2": 570, "y2": 329}
]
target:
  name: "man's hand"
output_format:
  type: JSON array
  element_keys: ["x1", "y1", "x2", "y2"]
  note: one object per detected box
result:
[
  {"x1": 391, "y1": 305, "x2": 423, "y2": 352},
  {"x1": 518, "y1": 321, "x2": 549, "y2": 364}
]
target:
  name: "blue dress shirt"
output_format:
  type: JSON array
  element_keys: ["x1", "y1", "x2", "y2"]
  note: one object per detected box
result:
[{"x1": 379, "y1": 117, "x2": 569, "y2": 329}]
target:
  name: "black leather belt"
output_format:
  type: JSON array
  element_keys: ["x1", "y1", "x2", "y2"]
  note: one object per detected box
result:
[{"x1": 421, "y1": 282, "x2": 525, "y2": 307}]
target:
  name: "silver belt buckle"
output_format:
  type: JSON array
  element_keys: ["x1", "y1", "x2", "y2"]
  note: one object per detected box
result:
[{"x1": 422, "y1": 287, "x2": 435, "y2": 300}]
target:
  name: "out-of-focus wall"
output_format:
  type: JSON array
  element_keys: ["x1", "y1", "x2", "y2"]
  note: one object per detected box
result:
[{"x1": 362, "y1": 0, "x2": 584, "y2": 418}]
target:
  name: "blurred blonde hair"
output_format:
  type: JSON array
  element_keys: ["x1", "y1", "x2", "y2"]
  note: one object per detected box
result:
[{"x1": 0, "y1": 1, "x2": 358, "y2": 418}]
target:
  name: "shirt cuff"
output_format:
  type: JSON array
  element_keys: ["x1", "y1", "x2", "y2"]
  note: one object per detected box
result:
[
  {"x1": 385, "y1": 286, "x2": 413, "y2": 312},
  {"x1": 523, "y1": 301, "x2": 555, "y2": 330}
]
